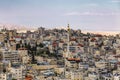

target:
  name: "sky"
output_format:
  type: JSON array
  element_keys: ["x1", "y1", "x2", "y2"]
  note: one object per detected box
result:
[{"x1": 0, "y1": 0, "x2": 120, "y2": 31}]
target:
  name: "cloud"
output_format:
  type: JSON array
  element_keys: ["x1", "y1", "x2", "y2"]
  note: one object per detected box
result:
[
  {"x1": 87, "y1": 3, "x2": 98, "y2": 7},
  {"x1": 110, "y1": 0, "x2": 120, "y2": 3},
  {"x1": 64, "y1": 11, "x2": 120, "y2": 16},
  {"x1": 64, "y1": 12, "x2": 80, "y2": 16}
]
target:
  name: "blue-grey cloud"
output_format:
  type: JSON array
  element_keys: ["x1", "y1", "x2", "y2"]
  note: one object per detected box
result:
[{"x1": 64, "y1": 12, "x2": 120, "y2": 16}]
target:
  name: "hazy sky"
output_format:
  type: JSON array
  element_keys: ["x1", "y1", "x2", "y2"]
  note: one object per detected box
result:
[{"x1": 0, "y1": 0, "x2": 120, "y2": 31}]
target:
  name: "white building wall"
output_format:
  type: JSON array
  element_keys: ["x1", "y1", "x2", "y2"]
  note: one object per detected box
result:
[{"x1": 10, "y1": 66, "x2": 22, "y2": 80}]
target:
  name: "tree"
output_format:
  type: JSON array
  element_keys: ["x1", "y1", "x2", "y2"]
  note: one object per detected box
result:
[
  {"x1": 31, "y1": 52, "x2": 35, "y2": 63},
  {"x1": 12, "y1": 78, "x2": 17, "y2": 80},
  {"x1": 16, "y1": 44, "x2": 20, "y2": 50},
  {"x1": 38, "y1": 43, "x2": 44, "y2": 48},
  {"x1": 26, "y1": 43, "x2": 31, "y2": 50}
]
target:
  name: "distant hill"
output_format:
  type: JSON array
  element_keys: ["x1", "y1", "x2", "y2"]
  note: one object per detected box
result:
[
  {"x1": 0, "y1": 23, "x2": 120, "y2": 35},
  {"x1": 0, "y1": 23, "x2": 36, "y2": 30},
  {"x1": 82, "y1": 31, "x2": 120, "y2": 36}
]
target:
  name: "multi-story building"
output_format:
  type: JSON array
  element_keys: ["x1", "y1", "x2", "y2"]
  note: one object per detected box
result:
[
  {"x1": 0, "y1": 72, "x2": 12, "y2": 80},
  {"x1": 10, "y1": 64, "x2": 23, "y2": 80},
  {"x1": 8, "y1": 30, "x2": 17, "y2": 38},
  {"x1": 2, "y1": 50, "x2": 21, "y2": 63},
  {"x1": 0, "y1": 33, "x2": 5, "y2": 43}
]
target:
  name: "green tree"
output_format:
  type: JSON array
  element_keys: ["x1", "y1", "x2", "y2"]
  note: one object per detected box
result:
[
  {"x1": 16, "y1": 44, "x2": 20, "y2": 50},
  {"x1": 38, "y1": 43, "x2": 44, "y2": 48},
  {"x1": 12, "y1": 79, "x2": 17, "y2": 80}
]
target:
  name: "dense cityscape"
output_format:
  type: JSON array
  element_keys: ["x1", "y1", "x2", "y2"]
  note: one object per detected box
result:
[{"x1": 0, "y1": 24, "x2": 120, "y2": 80}]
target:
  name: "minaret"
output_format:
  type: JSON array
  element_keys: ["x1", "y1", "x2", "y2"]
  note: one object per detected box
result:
[
  {"x1": 64, "y1": 24, "x2": 70, "y2": 78},
  {"x1": 67, "y1": 24, "x2": 70, "y2": 58}
]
